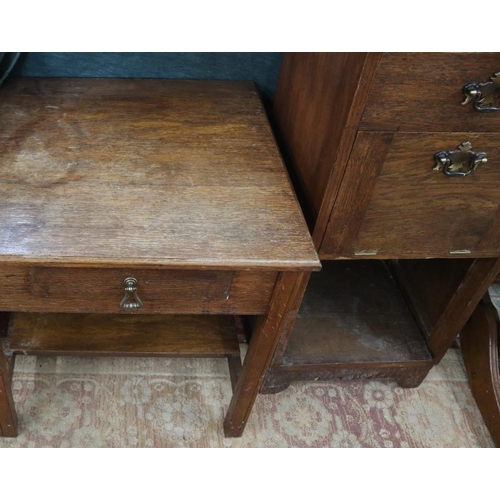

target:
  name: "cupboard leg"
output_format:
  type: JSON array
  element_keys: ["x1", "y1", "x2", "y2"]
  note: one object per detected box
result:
[{"x1": 223, "y1": 272, "x2": 310, "y2": 437}]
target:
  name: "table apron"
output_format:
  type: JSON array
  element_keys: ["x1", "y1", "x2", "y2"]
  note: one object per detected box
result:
[{"x1": 0, "y1": 265, "x2": 278, "y2": 315}]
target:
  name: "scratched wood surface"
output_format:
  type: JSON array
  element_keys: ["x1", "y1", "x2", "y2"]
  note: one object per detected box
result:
[{"x1": 0, "y1": 78, "x2": 318, "y2": 271}]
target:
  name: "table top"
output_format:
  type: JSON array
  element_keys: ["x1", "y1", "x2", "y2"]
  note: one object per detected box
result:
[{"x1": 0, "y1": 78, "x2": 319, "y2": 271}]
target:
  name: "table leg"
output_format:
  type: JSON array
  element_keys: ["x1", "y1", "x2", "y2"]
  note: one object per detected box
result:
[
  {"x1": 0, "y1": 333, "x2": 17, "y2": 437},
  {"x1": 224, "y1": 272, "x2": 311, "y2": 437}
]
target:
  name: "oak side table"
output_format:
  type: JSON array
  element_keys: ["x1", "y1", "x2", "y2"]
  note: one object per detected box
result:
[{"x1": 0, "y1": 78, "x2": 319, "y2": 438}]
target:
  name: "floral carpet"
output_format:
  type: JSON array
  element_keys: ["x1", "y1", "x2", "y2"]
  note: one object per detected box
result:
[
  {"x1": 3, "y1": 291, "x2": 499, "y2": 448},
  {"x1": 0, "y1": 344, "x2": 494, "y2": 447}
]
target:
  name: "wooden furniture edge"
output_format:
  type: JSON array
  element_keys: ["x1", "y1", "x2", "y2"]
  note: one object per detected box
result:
[
  {"x1": 223, "y1": 271, "x2": 311, "y2": 437},
  {"x1": 460, "y1": 294, "x2": 500, "y2": 446}
]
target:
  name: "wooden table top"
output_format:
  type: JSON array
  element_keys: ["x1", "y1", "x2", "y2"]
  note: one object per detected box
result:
[{"x1": 0, "y1": 78, "x2": 319, "y2": 271}]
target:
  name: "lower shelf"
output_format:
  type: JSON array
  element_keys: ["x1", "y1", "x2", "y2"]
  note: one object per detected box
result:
[
  {"x1": 3, "y1": 313, "x2": 240, "y2": 358},
  {"x1": 263, "y1": 260, "x2": 433, "y2": 392}
]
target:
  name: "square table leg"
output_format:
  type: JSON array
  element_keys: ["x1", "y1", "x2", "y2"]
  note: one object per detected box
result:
[
  {"x1": 223, "y1": 272, "x2": 311, "y2": 437},
  {"x1": 0, "y1": 343, "x2": 17, "y2": 437}
]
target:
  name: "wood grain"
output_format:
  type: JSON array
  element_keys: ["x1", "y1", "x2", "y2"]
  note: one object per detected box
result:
[
  {"x1": 276, "y1": 261, "x2": 431, "y2": 367},
  {"x1": 320, "y1": 132, "x2": 393, "y2": 256},
  {"x1": 262, "y1": 260, "x2": 433, "y2": 393},
  {"x1": 0, "y1": 78, "x2": 318, "y2": 271},
  {"x1": 389, "y1": 259, "x2": 472, "y2": 336},
  {"x1": 476, "y1": 203, "x2": 500, "y2": 253},
  {"x1": 0, "y1": 78, "x2": 261, "y2": 99},
  {"x1": 321, "y1": 133, "x2": 500, "y2": 258},
  {"x1": 312, "y1": 54, "x2": 382, "y2": 249},
  {"x1": 0, "y1": 77, "x2": 321, "y2": 438},
  {"x1": 5, "y1": 313, "x2": 240, "y2": 357},
  {"x1": 267, "y1": 52, "x2": 500, "y2": 394},
  {"x1": 224, "y1": 271, "x2": 311, "y2": 437},
  {"x1": 361, "y1": 53, "x2": 500, "y2": 132},
  {"x1": 430, "y1": 256, "x2": 500, "y2": 362},
  {"x1": 273, "y1": 53, "x2": 381, "y2": 245},
  {"x1": 261, "y1": 363, "x2": 431, "y2": 394},
  {"x1": 0, "y1": 265, "x2": 277, "y2": 314}
]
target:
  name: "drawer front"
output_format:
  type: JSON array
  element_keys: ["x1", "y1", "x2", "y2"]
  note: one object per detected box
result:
[
  {"x1": 360, "y1": 53, "x2": 500, "y2": 132},
  {"x1": 0, "y1": 266, "x2": 277, "y2": 314},
  {"x1": 320, "y1": 132, "x2": 500, "y2": 258}
]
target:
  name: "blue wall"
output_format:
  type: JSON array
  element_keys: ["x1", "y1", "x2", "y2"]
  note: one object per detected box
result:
[{"x1": 14, "y1": 52, "x2": 282, "y2": 104}]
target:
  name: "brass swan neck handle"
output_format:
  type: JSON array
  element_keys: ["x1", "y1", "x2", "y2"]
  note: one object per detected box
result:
[
  {"x1": 433, "y1": 142, "x2": 488, "y2": 177},
  {"x1": 462, "y1": 71, "x2": 500, "y2": 112}
]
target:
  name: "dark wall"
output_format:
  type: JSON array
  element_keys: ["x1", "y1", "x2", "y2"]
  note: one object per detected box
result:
[{"x1": 14, "y1": 52, "x2": 282, "y2": 104}]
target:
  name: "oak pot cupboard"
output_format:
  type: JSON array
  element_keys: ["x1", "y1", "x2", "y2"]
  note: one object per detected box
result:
[{"x1": 261, "y1": 53, "x2": 500, "y2": 394}]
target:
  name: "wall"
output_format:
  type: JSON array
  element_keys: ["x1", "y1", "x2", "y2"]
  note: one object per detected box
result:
[{"x1": 13, "y1": 52, "x2": 282, "y2": 105}]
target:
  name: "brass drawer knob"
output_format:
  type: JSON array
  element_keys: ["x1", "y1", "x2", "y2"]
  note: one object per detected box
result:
[
  {"x1": 462, "y1": 72, "x2": 500, "y2": 112},
  {"x1": 120, "y1": 277, "x2": 143, "y2": 310},
  {"x1": 433, "y1": 141, "x2": 488, "y2": 177}
]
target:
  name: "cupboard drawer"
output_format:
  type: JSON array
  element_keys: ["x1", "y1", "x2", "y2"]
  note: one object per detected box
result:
[
  {"x1": 361, "y1": 53, "x2": 500, "y2": 132},
  {"x1": 0, "y1": 266, "x2": 278, "y2": 314},
  {"x1": 321, "y1": 132, "x2": 500, "y2": 258}
]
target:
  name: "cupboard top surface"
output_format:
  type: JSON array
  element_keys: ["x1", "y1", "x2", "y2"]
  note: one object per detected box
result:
[{"x1": 0, "y1": 78, "x2": 319, "y2": 270}]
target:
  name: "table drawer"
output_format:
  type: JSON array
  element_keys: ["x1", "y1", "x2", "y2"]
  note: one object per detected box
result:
[
  {"x1": 0, "y1": 266, "x2": 278, "y2": 314},
  {"x1": 360, "y1": 53, "x2": 500, "y2": 132},
  {"x1": 321, "y1": 132, "x2": 500, "y2": 258}
]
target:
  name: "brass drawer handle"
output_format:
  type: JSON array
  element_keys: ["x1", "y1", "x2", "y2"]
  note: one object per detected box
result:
[
  {"x1": 433, "y1": 141, "x2": 488, "y2": 177},
  {"x1": 120, "y1": 277, "x2": 143, "y2": 310},
  {"x1": 462, "y1": 72, "x2": 500, "y2": 112}
]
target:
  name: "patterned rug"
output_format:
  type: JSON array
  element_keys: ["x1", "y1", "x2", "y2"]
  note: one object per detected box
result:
[
  {"x1": 4, "y1": 291, "x2": 500, "y2": 448},
  {"x1": 0, "y1": 345, "x2": 494, "y2": 448}
]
